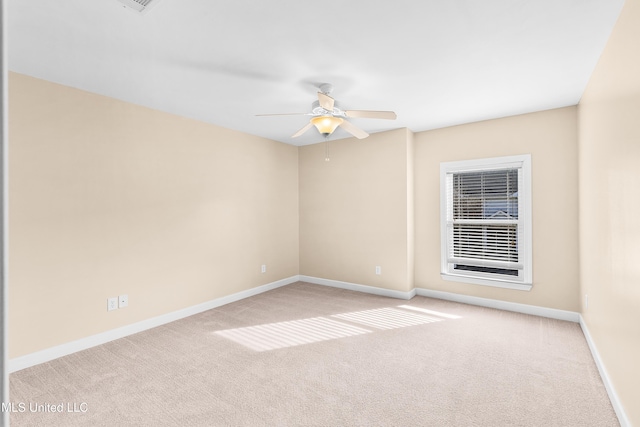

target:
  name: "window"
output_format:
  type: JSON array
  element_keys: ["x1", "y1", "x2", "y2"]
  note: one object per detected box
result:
[{"x1": 440, "y1": 155, "x2": 532, "y2": 291}]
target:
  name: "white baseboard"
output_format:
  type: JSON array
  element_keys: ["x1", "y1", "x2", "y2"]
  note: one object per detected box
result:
[
  {"x1": 415, "y1": 288, "x2": 581, "y2": 323},
  {"x1": 579, "y1": 316, "x2": 630, "y2": 427},
  {"x1": 299, "y1": 275, "x2": 417, "y2": 300},
  {"x1": 9, "y1": 275, "x2": 300, "y2": 373}
]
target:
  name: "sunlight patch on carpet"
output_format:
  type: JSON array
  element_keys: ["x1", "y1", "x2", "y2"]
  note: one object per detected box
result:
[
  {"x1": 397, "y1": 305, "x2": 462, "y2": 319},
  {"x1": 332, "y1": 307, "x2": 443, "y2": 330},
  {"x1": 214, "y1": 306, "x2": 461, "y2": 351},
  {"x1": 214, "y1": 317, "x2": 371, "y2": 351}
]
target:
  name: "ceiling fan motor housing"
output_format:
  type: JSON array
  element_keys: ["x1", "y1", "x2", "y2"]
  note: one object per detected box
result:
[{"x1": 311, "y1": 100, "x2": 345, "y2": 117}]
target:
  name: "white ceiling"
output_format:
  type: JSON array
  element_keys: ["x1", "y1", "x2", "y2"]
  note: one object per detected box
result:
[{"x1": 8, "y1": 0, "x2": 624, "y2": 146}]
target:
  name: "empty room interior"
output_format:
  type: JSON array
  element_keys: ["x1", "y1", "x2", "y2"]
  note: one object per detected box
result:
[{"x1": 4, "y1": 0, "x2": 640, "y2": 426}]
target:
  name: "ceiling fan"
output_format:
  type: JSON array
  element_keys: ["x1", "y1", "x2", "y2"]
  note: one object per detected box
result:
[{"x1": 257, "y1": 83, "x2": 397, "y2": 139}]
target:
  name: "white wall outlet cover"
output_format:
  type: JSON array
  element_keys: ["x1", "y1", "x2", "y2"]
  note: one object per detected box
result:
[
  {"x1": 119, "y1": 294, "x2": 129, "y2": 308},
  {"x1": 261, "y1": 265, "x2": 266, "y2": 273},
  {"x1": 107, "y1": 297, "x2": 118, "y2": 311}
]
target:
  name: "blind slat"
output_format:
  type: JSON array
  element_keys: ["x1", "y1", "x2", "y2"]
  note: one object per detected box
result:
[{"x1": 447, "y1": 257, "x2": 523, "y2": 270}]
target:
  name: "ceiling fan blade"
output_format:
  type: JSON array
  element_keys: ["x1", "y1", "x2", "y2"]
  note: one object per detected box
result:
[
  {"x1": 317, "y1": 92, "x2": 335, "y2": 111},
  {"x1": 255, "y1": 112, "x2": 310, "y2": 117},
  {"x1": 345, "y1": 110, "x2": 397, "y2": 120},
  {"x1": 292, "y1": 122, "x2": 314, "y2": 138},
  {"x1": 339, "y1": 120, "x2": 369, "y2": 139}
]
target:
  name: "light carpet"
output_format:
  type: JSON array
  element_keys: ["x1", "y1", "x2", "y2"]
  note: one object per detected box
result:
[{"x1": 10, "y1": 282, "x2": 619, "y2": 426}]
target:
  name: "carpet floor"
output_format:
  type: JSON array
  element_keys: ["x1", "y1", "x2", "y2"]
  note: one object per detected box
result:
[{"x1": 10, "y1": 282, "x2": 619, "y2": 426}]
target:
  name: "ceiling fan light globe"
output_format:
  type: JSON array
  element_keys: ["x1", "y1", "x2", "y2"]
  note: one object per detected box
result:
[{"x1": 311, "y1": 116, "x2": 343, "y2": 136}]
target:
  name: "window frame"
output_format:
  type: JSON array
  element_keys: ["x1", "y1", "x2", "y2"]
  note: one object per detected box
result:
[{"x1": 440, "y1": 154, "x2": 532, "y2": 291}]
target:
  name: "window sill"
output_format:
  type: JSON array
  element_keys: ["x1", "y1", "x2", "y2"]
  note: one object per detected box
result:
[{"x1": 441, "y1": 273, "x2": 532, "y2": 291}]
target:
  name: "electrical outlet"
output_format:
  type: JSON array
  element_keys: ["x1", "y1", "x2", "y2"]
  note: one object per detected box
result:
[
  {"x1": 375, "y1": 266, "x2": 381, "y2": 275},
  {"x1": 119, "y1": 294, "x2": 128, "y2": 308},
  {"x1": 261, "y1": 265, "x2": 266, "y2": 273},
  {"x1": 107, "y1": 297, "x2": 118, "y2": 312},
  {"x1": 585, "y1": 294, "x2": 589, "y2": 309}
]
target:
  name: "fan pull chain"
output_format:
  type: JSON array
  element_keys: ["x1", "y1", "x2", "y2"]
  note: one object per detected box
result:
[{"x1": 325, "y1": 139, "x2": 330, "y2": 162}]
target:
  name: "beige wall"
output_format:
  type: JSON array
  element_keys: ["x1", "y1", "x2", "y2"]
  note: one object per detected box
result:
[
  {"x1": 578, "y1": 0, "x2": 640, "y2": 423},
  {"x1": 9, "y1": 73, "x2": 299, "y2": 358},
  {"x1": 414, "y1": 107, "x2": 580, "y2": 311},
  {"x1": 299, "y1": 128, "x2": 414, "y2": 292}
]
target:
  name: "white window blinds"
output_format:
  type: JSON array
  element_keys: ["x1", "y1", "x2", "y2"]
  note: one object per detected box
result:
[{"x1": 445, "y1": 167, "x2": 522, "y2": 273}]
